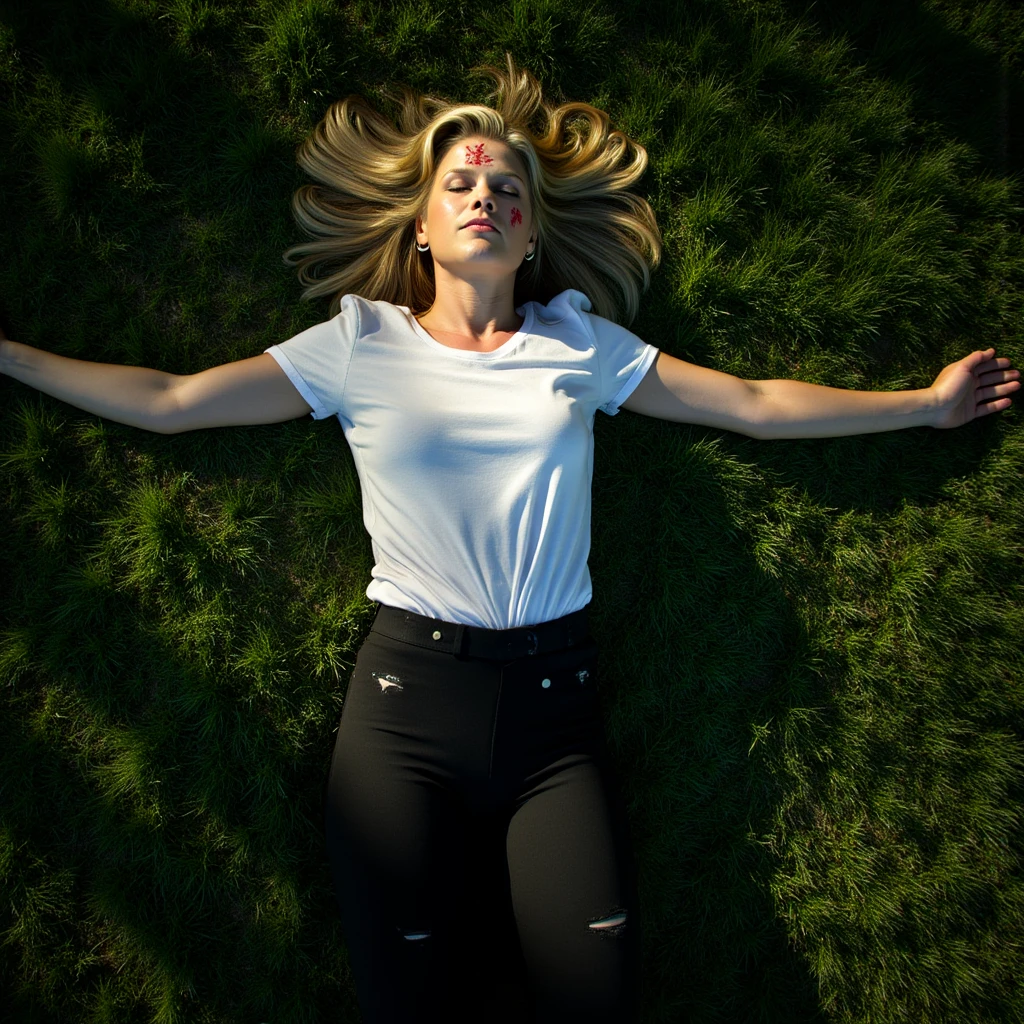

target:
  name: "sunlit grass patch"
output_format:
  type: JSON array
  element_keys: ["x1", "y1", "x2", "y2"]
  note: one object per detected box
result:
[
  {"x1": 475, "y1": 0, "x2": 618, "y2": 88},
  {"x1": 162, "y1": 0, "x2": 226, "y2": 52},
  {"x1": 248, "y1": 0, "x2": 351, "y2": 122}
]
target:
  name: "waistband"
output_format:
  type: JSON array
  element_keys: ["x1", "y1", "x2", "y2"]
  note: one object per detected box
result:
[{"x1": 369, "y1": 603, "x2": 590, "y2": 660}]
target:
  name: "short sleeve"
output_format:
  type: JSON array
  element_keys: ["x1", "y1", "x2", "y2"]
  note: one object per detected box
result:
[
  {"x1": 580, "y1": 304, "x2": 659, "y2": 417},
  {"x1": 264, "y1": 294, "x2": 361, "y2": 420}
]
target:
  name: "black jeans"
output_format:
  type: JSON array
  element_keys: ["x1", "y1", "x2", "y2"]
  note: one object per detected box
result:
[{"x1": 323, "y1": 604, "x2": 643, "y2": 1023}]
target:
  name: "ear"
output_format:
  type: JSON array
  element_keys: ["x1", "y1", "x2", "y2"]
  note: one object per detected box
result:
[{"x1": 415, "y1": 213, "x2": 427, "y2": 246}]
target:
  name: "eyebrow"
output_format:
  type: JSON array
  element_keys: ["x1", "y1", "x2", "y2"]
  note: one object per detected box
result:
[{"x1": 442, "y1": 167, "x2": 525, "y2": 183}]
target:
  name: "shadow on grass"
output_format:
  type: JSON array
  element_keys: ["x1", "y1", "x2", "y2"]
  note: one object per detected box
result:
[
  {"x1": 618, "y1": 0, "x2": 1024, "y2": 180},
  {"x1": 592, "y1": 393, "x2": 1020, "y2": 1023},
  {"x1": 591, "y1": 409, "x2": 835, "y2": 1023},
  {"x1": 0, "y1": 427, "x2": 368, "y2": 1022},
  {"x1": 777, "y1": 0, "x2": 1024, "y2": 179}
]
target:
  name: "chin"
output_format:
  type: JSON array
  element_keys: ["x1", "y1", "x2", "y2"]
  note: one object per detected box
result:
[{"x1": 445, "y1": 251, "x2": 514, "y2": 270}]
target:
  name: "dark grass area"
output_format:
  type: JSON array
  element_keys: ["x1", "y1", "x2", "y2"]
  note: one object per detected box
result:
[{"x1": 0, "y1": 0, "x2": 1022, "y2": 1021}]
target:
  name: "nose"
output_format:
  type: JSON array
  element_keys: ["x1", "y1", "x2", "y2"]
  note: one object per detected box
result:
[{"x1": 472, "y1": 184, "x2": 497, "y2": 212}]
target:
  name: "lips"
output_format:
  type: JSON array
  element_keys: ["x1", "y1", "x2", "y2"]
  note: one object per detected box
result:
[{"x1": 462, "y1": 219, "x2": 498, "y2": 231}]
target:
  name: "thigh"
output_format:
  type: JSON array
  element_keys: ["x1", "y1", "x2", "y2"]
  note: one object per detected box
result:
[
  {"x1": 323, "y1": 641, "x2": 472, "y2": 1023},
  {"x1": 506, "y1": 753, "x2": 643, "y2": 1023}
]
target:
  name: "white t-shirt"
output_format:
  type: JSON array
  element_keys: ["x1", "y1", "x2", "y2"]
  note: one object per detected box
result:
[{"x1": 265, "y1": 288, "x2": 658, "y2": 629}]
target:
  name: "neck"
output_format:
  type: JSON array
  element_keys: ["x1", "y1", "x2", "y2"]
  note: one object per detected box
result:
[{"x1": 418, "y1": 266, "x2": 522, "y2": 340}]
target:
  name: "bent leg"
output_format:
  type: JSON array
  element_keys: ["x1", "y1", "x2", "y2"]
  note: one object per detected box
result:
[{"x1": 506, "y1": 754, "x2": 644, "y2": 1022}]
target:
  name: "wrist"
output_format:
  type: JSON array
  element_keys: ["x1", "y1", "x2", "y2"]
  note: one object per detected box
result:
[
  {"x1": 0, "y1": 338, "x2": 14, "y2": 375},
  {"x1": 0, "y1": 338, "x2": 35, "y2": 377},
  {"x1": 923, "y1": 385, "x2": 943, "y2": 428}
]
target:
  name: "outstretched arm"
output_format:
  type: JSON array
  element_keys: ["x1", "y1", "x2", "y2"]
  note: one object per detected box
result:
[
  {"x1": 0, "y1": 323, "x2": 312, "y2": 433},
  {"x1": 621, "y1": 348, "x2": 1019, "y2": 439}
]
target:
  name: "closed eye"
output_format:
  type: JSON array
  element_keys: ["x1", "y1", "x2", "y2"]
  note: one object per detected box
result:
[{"x1": 447, "y1": 187, "x2": 519, "y2": 195}]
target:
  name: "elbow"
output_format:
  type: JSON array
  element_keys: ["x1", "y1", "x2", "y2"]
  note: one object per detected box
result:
[
  {"x1": 743, "y1": 382, "x2": 771, "y2": 440},
  {"x1": 151, "y1": 412, "x2": 194, "y2": 435},
  {"x1": 144, "y1": 403, "x2": 181, "y2": 434},
  {"x1": 129, "y1": 415, "x2": 183, "y2": 435},
  {"x1": 150, "y1": 420, "x2": 185, "y2": 435},
  {"x1": 148, "y1": 378, "x2": 189, "y2": 434}
]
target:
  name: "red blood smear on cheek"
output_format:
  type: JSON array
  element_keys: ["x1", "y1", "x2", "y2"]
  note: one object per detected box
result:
[{"x1": 510, "y1": 207, "x2": 522, "y2": 228}]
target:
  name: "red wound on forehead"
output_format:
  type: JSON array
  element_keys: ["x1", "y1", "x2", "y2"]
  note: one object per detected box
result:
[
  {"x1": 465, "y1": 143, "x2": 493, "y2": 165},
  {"x1": 510, "y1": 207, "x2": 523, "y2": 228}
]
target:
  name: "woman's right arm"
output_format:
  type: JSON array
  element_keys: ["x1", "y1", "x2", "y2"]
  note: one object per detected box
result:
[{"x1": 0, "y1": 330, "x2": 312, "y2": 433}]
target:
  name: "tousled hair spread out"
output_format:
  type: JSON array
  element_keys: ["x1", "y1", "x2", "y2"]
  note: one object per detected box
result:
[{"x1": 283, "y1": 54, "x2": 662, "y2": 325}]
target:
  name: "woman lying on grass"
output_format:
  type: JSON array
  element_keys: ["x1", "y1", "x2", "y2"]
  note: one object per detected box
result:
[{"x1": 0, "y1": 55, "x2": 1018, "y2": 1024}]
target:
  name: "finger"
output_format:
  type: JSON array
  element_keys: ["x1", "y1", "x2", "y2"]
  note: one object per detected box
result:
[
  {"x1": 977, "y1": 397, "x2": 1012, "y2": 416},
  {"x1": 977, "y1": 381, "x2": 1021, "y2": 400},
  {"x1": 977, "y1": 368, "x2": 1021, "y2": 385},
  {"x1": 974, "y1": 357, "x2": 1011, "y2": 374},
  {"x1": 961, "y1": 349, "x2": 996, "y2": 372}
]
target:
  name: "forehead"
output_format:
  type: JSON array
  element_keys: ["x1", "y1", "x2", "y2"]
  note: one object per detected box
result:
[{"x1": 440, "y1": 136, "x2": 525, "y2": 175}]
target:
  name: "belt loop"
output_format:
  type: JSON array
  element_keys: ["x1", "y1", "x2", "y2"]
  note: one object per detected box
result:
[{"x1": 453, "y1": 623, "x2": 467, "y2": 657}]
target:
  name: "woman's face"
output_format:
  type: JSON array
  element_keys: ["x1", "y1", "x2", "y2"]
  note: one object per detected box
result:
[{"x1": 415, "y1": 135, "x2": 535, "y2": 277}]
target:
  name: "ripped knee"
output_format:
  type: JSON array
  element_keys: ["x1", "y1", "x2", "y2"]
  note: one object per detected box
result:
[{"x1": 587, "y1": 908, "x2": 628, "y2": 938}]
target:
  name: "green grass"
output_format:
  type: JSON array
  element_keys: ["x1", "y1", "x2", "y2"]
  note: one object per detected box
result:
[{"x1": 1, "y1": 0, "x2": 1023, "y2": 1021}]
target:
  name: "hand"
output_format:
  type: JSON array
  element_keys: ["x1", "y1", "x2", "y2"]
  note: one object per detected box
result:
[{"x1": 930, "y1": 347, "x2": 1020, "y2": 429}]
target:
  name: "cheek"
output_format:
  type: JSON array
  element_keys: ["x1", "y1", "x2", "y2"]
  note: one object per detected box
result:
[{"x1": 429, "y1": 191, "x2": 459, "y2": 226}]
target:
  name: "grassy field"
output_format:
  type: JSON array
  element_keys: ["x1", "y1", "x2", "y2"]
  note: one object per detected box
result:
[{"x1": 1, "y1": 0, "x2": 1023, "y2": 1021}]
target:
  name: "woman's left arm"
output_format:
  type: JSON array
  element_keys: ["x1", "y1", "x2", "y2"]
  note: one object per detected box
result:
[{"x1": 620, "y1": 347, "x2": 1019, "y2": 438}]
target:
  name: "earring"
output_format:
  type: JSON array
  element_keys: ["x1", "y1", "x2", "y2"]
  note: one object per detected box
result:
[
  {"x1": 524, "y1": 248, "x2": 535, "y2": 261},
  {"x1": 416, "y1": 242, "x2": 430, "y2": 252}
]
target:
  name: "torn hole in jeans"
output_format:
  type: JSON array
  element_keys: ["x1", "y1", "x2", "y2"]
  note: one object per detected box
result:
[{"x1": 588, "y1": 909, "x2": 627, "y2": 938}]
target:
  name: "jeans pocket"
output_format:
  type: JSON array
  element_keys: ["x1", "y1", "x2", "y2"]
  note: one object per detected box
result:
[{"x1": 517, "y1": 639, "x2": 601, "y2": 710}]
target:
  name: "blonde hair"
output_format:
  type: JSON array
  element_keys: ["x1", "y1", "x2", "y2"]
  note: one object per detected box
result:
[{"x1": 283, "y1": 55, "x2": 662, "y2": 325}]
